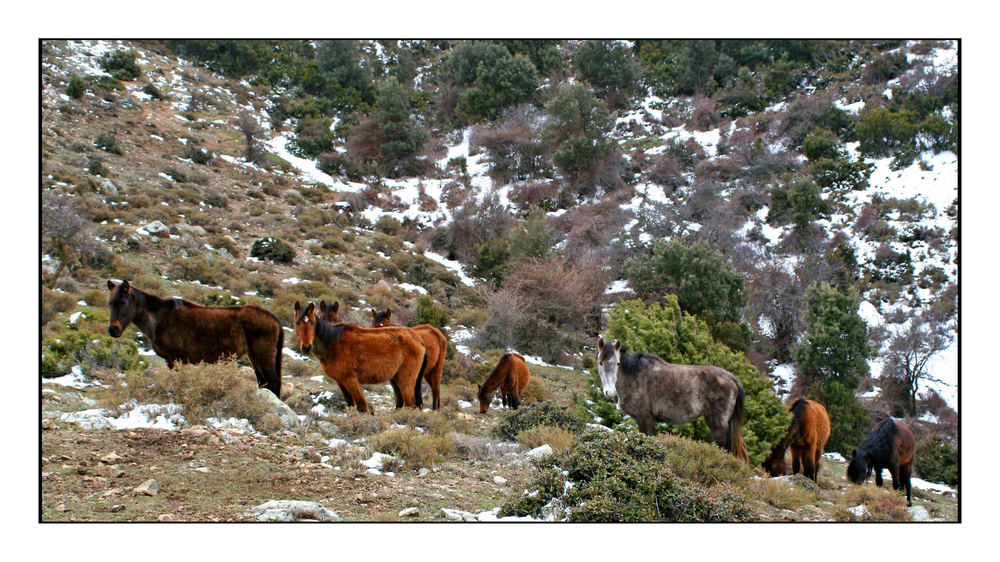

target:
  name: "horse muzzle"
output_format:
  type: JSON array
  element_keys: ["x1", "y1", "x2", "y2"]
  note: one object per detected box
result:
[
  {"x1": 300, "y1": 344, "x2": 312, "y2": 354},
  {"x1": 108, "y1": 325, "x2": 121, "y2": 338}
]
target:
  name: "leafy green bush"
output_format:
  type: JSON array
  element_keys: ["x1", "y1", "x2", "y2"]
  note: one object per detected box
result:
[
  {"x1": 94, "y1": 132, "x2": 123, "y2": 155},
  {"x1": 768, "y1": 176, "x2": 829, "y2": 230},
  {"x1": 856, "y1": 106, "x2": 918, "y2": 158},
  {"x1": 810, "y1": 157, "x2": 873, "y2": 191},
  {"x1": 42, "y1": 325, "x2": 142, "y2": 378},
  {"x1": 99, "y1": 50, "x2": 142, "y2": 81},
  {"x1": 412, "y1": 296, "x2": 449, "y2": 329},
  {"x1": 66, "y1": 75, "x2": 87, "y2": 99},
  {"x1": 456, "y1": 49, "x2": 538, "y2": 121},
  {"x1": 493, "y1": 401, "x2": 584, "y2": 441},
  {"x1": 624, "y1": 239, "x2": 745, "y2": 323},
  {"x1": 915, "y1": 437, "x2": 958, "y2": 486},
  {"x1": 573, "y1": 40, "x2": 640, "y2": 104},
  {"x1": 599, "y1": 296, "x2": 791, "y2": 465},
  {"x1": 500, "y1": 431, "x2": 754, "y2": 521},
  {"x1": 141, "y1": 83, "x2": 163, "y2": 100},
  {"x1": 802, "y1": 128, "x2": 843, "y2": 161},
  {"x1": 250, "y1": 237, "x2": 295, "y2": 263}
]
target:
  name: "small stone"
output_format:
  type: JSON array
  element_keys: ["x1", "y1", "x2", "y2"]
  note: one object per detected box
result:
[
  {"x1": 55, "y1": 503, "x2": 67, "y2": 512},
  {"x1": 525, "y1": 444, "x2": 553, "y2": 459},
  {"x1": 96, "y1": 464, "x2": 124, "y2": 478},
  {"x1": 249, "y1": 500, "x2": 341, "y2": 522},
  {"x1": 157, "y1": 513, "x2": 176, "y2": 522},
  {"x1": 417, "y1": 468, "x2": 430, "y2": 477},
  {"x1": 398, "y1": 507, "x2": 419, "y2": 517},
  {"x1": 493, "y1": 476, "x2": 508, "y2": 486},
  {"x1": 134, "y1": 479, "x2": 158, "y2": 496},
  {"x1": 100, "y1": 178, "x2": 118, "y2": 196},
  {"x1": 110, "y1": 504, "x2": 126, "y2": 513},
  {"x1": 42, "y1": 418, "x2": 52, "y2": 430},
  {"x1": 101, "y1": 452, "x2": 123, "y2": 464}
]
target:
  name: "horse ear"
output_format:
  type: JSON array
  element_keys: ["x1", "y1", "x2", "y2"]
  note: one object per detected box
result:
[
  {"x1": 319, "y1": 300, "x2": 327, "y2": 312},
  {"x1": 613, "y1": 340, "x2": 621, "y2": 351},
  {"x1": 384, "y1": 309, "x2": 391, "y2": 319},
  {"x1": 332, "y1": 302, "x2": 339, "y2": 313},
  {"x1": 598, "y1": 337, "x2": 605, "y2": 349},
  {"x1": 294, "y1": 301, "x2": 301, "y2": 313},
  {"x1": 120, "y1": 280, "x2": 130, "y2": 294},
  {"x1": 107, "y1": 280, "x2": 116, "y2": 291},
  {"x1": 371, "y1": 309, "x2": 377, "y2": 318},
  {"x1": 305, "y1": 302, "x2": 315, "y2": 315}
]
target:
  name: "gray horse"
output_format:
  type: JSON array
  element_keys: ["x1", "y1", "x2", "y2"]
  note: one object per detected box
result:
[{"x1": 596, "y1": 338, "x2": 748, "y2": 460}]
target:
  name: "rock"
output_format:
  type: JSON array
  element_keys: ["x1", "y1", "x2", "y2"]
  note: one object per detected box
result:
[
  {"x1": 845, "y1": 504, "x2": 870, "y2": 519},
  {"x1": 55, "y1": 503, "x2": 67, "y2": 512},
  {"x1": 907, "y1": 505, "x2": 941, "y2": 522},
  {"x1": 134, "y1": 479, "x2": 158, "y2": 496},
  {"x1": 101, "y1": 452, "x2": 123, "y2": 464},
  {"x1": 525, "y1": 444, "x2": 553, "y2": 459},
  {"x1": 110, "y1": 504, "x2": 126, "y2": 513},
  {"x1": 493, "y1": 476, "x2": 508, "y2": 486},
  {"x1": 100, "y1": 178, "x2": 118, "y2": 196},
  {"x1": 456, "y1": 413, "x2": 475, "y2": 421},
  {"x1": 42, "y1": 418, "x2": 52, "y2": 430},
  {"x1": 249, "y1": 500, "x2": 341, "y2": 522},
  {"x1": 256, "y1": 388, "x2": 299, "y2": 429},
  {"x1": 157, "y1": 513, "x2": 176, "y2": 522},
  {"x1": 398, "y1": 507, "x2": 419, "y2": 517},
  {"x1": 96, "y1": 464, "x2": 124, "y2": 478},
  {"x1": 417, "y1": 468, "x2": 430, "y2": 477},
  {"x1": 142, "y1": 221, "x2": 170, "y2": 237},
  {"x1": 440, "y1": 508, "x2": 478, "y2": 522}
]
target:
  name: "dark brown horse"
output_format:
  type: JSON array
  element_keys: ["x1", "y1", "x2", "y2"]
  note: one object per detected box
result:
[
  {"x1": 596, "y1": 338, "x2": 748, "y2": 461},
  {"x1": 477, "y1": 353, "x2": 530, "y2": 413},
  {"x1": 293, "y1": 301, "x2": 425, "y2": 414},
  {"x1": 367, "y1": 308, "x2": 447, "y2": 410},
  {"x1": 847, "y1": 417, "x2": 916, "y2": 506},
  {"x1": 106, "y1": 280, "x2": 283, "y2": 396},
  {"x1": 763, "y1": 398, "x2": 831, "y2": 481}
]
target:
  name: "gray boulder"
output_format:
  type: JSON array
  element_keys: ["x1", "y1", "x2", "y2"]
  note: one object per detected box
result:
[
  {"x1": 100, "y1": 178, "x2": 118, "y2": 196},
  {"x1": 525, "y1": 444, "x2": 553, "y2": 459},
  {"x1": 256, "y1": 388, "x2": 299, "y2": 429},
  {"x1": 250, "y1": 500, "x2": 341, "y2": 522}
]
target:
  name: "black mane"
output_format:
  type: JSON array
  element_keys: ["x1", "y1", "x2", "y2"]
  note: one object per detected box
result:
[
  {"x1": 847, "y1": 417, "x2": 899, "y2": 483},
  {"x1": 619, "y1": 346, "x2": 657, "y2": 375},
  {"x1": 315, "y1": 315, "x2": 346, "y2": 346}
]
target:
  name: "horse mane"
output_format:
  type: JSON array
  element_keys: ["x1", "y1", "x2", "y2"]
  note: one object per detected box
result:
[
  {"x1": 117, "y1": 284, "x2": 178, "y2": 312},
  {"x1": 479, "y1": 353, "x2": 513, "y2": 400},
  {"x1": 765, "y1": 398, "x2": 810, "y2": 464},
  {"x1": 313, "y1": 315, "x2": 346, "y2": 345},
  {"x1": 619, "y1": 346, "x2": 658, "y2": 375},
  {"x1": 848, "y1": 417, "x2": 899, "y2": 482}
]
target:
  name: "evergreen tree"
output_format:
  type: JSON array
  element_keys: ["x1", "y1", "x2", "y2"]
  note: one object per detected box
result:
[
  {"x1": 573, "y1": 40, "x2": 641, "y2": 104},
  {"x1": 794, "y1": 283, "x2": 872, "y2": 454},
  {"x1": 624, "y1": 239, "x2": 746, "y2": 323},
  {"x1": 544, "y1": 83, "x2": 618, "y2": 194},
  {"x1": 374, "y1": 77, "x2": 428, "y2": 177}
]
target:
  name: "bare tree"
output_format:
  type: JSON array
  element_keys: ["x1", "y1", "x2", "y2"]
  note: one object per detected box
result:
[
  {"x1": 882, "y1": 313, "x2": 954, "y2": 416},
  {"x1": 42, "y1": 192, "x2": 106, "y2": 288},
  {"x1": 232, "y1": 110, "x2": 265, "y2": 163}
]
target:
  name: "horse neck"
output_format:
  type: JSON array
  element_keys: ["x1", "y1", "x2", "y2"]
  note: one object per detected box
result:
[
  {"x1": 131, "y1": 289, "x2": 172, "y2": 340},
  {"x1": 311, "y1": 316, "x2": 345, "y2": 363},
  {"x1": 481, "y1": 357, "x2": 509, "y2": 395},
  {"x1": 767, "y1": 415, "x2": 801, "y2": 462}
]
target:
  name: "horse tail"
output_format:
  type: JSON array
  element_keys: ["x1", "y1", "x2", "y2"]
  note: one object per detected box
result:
[
  {"x1": 729, "y1": 378, "x2": 748, "y2": 462},
  {"x1": 275, "y1": 325, "x2": 284, "y2": 382},
  {"x1": 414, "y1": 348, "x2": 428, "y2": 409}
]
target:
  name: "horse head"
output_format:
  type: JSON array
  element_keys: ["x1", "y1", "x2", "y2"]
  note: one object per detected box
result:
[
  {"x1": 372, "y1": 308, "x2": 392, "y2": 328},
  {"x1": 596, "y1": 337, "x2": 622, "y2": 399},
  {"x1": 762, "y1": 455, "x2": 786, "y2": 477},
  {"x1": 846, "y1": 449, "x2": 870, "y2": 484},
  {"x1": 477, "y1": 382, "x2": 491, "y2": 414},
  {"x1": 106, "y1": 280, "x2": 136, "y2": 338},
  {"x1": 318, "y1": 300, "x2": 340, "y2": 323},
  {"x1": 293, "y1": 301, "x2": 317, "y2": 355}
]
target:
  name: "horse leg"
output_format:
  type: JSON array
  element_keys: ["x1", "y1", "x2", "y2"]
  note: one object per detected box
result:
[
  {"x1": 813, "y1": 447, "x2": 823, "y2": 482},
  {"x1": 901, "y1": 464, "x2": 912, "y2": 506},
  {"x1": 875, "y1": 466, "x2": 884, "y2": 487},
  {"x1": 396, "y1": 367, "x2": 417, "y2": 409},
  {"x1": 636, "y1": 415, "x2": 658, "y2": 436},
  {"x1": 430, "y1": 364, "x2": 442, "y2": 411},
  {"x1": 511, "y1": 395, "x2": 520, "y2": 409},
  {"x1": 342, "y1": 379, "x2": 369, "y2": 415},
  {"x1": 335, "y1": 380, "x2": 355, "y2": 409},
  {"x1": 248, "y1": 344, "x2": 281, "y2": 398},
  {"x1": 791, "y1": 448, "x2": 802, "y2": 476},
  {"x1": 389, "y1": 377, "x2": 403, "y2": 410},
  {"x1": 890, "y1": 465, "x2": 900, "y2": 491},
  {"x1": 709, "y1": 420, "x2": 732, "y2": 454}
]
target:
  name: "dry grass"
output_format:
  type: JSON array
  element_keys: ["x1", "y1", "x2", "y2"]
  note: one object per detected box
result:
[
  {"x1": 515, "y1": 425, "x2": 575, "y2": 453},
  {"x1": 98, "y1": 359, "x2": 282, "y2": 433},
  {"x1": 833, "y1": 485, "x2": 910, "y2": 521},
  {"x1": 519, "y1": 378, "x2": 548, "y2": 405},
  {"x1": 369, "y1": 428, "x2": 455, "y2": 470},
  {"x1": 747, "y1": 478, "x2": 819, "y2": 510},
  {"x1": 652, "y1": 434, "x2": 758, "y2": 487},
  {"x1": 449, "y1": 432, "x2": 518, "y2": 461}
]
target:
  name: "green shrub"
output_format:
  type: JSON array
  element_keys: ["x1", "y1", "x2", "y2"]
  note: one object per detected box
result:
[
  {"x1": 515, "y1": 425, "x2": 575, "y2": 453},
  {"x1": 250, "y1": 237, "x2": 295, "y2": 263},
  {"x1": 66, "y1": 75, "x2": 87, "y2": 99},
  {"x1": 94, "y1": 132, "x2": 123, "y2": 155},
  {"x1": 412, "y1": 296, "x2": 449, "y2": 329},
  {"x1": 856, "y1": 106, "x2": 918, "y2": 157},
  {"x1": 768, "y1": 176, "x2": 829, "y2": 230},
  {"x1": 810, "y1": 157, "x2": 873, "y2": 191},
  {"x1": 802, "y1": 128, "x2": 843, "y2": 161},
  {"x1": 573, "y1": 40, "x2": 640, "y2": 104},
  {"x1": 374, "y1": 216, "x2": 402, "y2": 235},
  {"x1": 42, "y1": 324, "x2": 143, "y2": 378},
  {"x1": 599, "y1": 296, "x2": 791, "y2": 465},
  {"x1": 624, "y1": 239, "x2": 745, "y2": 323},
  {"x1": 500, "y1": 431, "x2": 754, "y2": 522},
  {"x1": 493, "y1": 401, "x2": 584, "y2": 441},
  {"x1": 915, "y1": 437, "x2": 958, "y2": 486},
  {"x1": 141, "y1": 83, "x2": 163, "y2": 100},
  {"x1": 183, "y1": 144, "x2": 213, "y2": 164},
  {"x1": 99, "y1": 50, "x2": 142, "y2": 81},
  {"x1": 370, "y1": 428, "x2": 455, "y2": 470}
]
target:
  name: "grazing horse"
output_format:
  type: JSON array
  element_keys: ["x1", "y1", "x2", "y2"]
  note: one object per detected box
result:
[
  {"x1": 106, "y1": 280, "x2": 284, "y2": 396},
  {"x1": 293, "y1": 301, "x2": 425, "y2": 414},
  {"x1": 763, "y1": 398, "x2": 831, "y2": 481},
  {"x1": 367, "y1": 308, "x2": 447, "y2": 411},
  {"x1": 847, "y1": 417, "x2": 916, "y2": 506},
  {"x1": 596, "y1": 338, "x2": 748, "y2": 460},
  {"x1": 477, "y1": 353, "x2": 530, "y2": 413}
]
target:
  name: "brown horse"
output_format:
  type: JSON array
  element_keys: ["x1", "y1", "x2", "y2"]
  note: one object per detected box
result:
[
  {"x1": 367, "y1": 308, "x2": 447, "y2": 410},
  {"x1": 597, "y1": 338, "x2": 748, "y2": 461},
  {"x1": 477, "y1": 353, "x2": 530, "y2": 413},
  {"x1": 293, "y1": 301, "x2": 424, "y2": 414},
  {"x1": 847, "y1": 417, "x2": 916, "y2": 506},
  {"x1": 763, "y1": 398, "x2": 831, "y2": 481},
  {"x1": 106, "y1": 280, "x2": 284, "y2": 396}
]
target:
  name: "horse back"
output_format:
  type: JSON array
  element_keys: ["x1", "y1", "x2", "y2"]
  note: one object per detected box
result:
[
  {"x1": 333, "y1": 325, "x2": 425, "y2": 382},
  {"x1": 154, "y1": 302, "x2": 279, "y2": 362},
  {"x1": 894, "y1": 421, "x2": 916, "y2": 467}
]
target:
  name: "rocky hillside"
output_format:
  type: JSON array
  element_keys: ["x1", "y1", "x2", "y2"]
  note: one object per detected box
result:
[{"x1": 40, "y1": 39, "x2": 958, "y2": 522}]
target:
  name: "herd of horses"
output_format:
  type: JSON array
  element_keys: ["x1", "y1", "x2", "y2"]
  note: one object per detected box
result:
[{"x1": 104, "y1": 280, "x2": 917, "y2": 505}]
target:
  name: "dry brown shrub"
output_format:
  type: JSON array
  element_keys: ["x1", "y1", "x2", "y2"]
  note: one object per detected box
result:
[
  {"x1": 515, "y1": 425, "x2": 575, "y2": 453},
  {"x1": 519, "y1": 378, "x2": 547, "y2": 405},
  {"x1": 370, "y1": 428, "x2": 455, "y2": 470},
  {"x1": 833, "y1": 486, "x2": 910, "y2": 521},
  {"x1": 689, "y1": 96, "x2": 721, "y2": 131}
]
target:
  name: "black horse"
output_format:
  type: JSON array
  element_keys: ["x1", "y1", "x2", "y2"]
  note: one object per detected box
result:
[{"x1": 847, "y1": 417, "x2": 916, "y2": 506}]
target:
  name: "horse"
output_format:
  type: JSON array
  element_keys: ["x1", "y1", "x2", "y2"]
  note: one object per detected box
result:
[
  {"x1": 367, "y1": 308, "x2": 447, "y2": 411},
  {"x1": 477, "y1": 353, "x2": 530, "y2": 413},
  {"x1": 762, "y1": 398, "x2": 831, "y2": 481},
  {"x1": 847, "y1": 417, "x2": 916, "y2": 506},
  {"x1": 293, "y1": 301, "x2": 425, "y2": 414},
  {"x1": 106, "y1": 280, "x2": 284, "y2": 396},
  {"x1": 596, "y1": 337, "x2": 748, "y2": 460}
]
